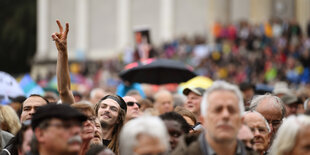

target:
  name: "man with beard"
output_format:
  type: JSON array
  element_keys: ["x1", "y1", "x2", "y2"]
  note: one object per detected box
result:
[
  {"x1": 29, "y1": 104, "x2": 87, "y2": 155},
  {"x1": 123, "y1": 96, "x2": 141, "y2": 122},
  {"x1": 90, "y1": 118, "x2": 103, "y2": 146},
  {"x1": 173, "y1": 81, "x2": 248, "y2": 155},
  {"x1": 94, "y1": 95, "x2": 127, "y2": 155},
  {"x1": 243, "y1": 111, "x2": 271, "y2": 154}
]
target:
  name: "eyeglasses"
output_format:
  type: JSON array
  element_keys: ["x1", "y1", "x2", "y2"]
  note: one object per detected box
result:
[
  {"x1": 127, "y1": 102, "x2": 141, "y2": 108},
  {"x1": 249, "y1": 127, "x2": 269, "y2": 135},
  {"x1": 267, "y1": 119, "x2": 282, "y2": 128}
]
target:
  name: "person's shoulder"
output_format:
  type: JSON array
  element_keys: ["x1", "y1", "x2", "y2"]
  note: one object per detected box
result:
[
  {"x1": 0, "y1": 130, "x2": 13, "y2": 148},
  {"x1": 0, "y1": 131, "x2": 13, "y2": 139}
]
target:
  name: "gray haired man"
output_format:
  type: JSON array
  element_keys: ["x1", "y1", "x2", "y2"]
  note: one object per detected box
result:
[
  {"x1": 249, "y1": 94, "x2": 286, "y2": 141},
  {"x1": 173, "y1": 81, "x2": 249, "y2": 155}
]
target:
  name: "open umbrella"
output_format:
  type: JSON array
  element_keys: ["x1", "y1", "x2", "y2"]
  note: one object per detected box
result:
[
  {"x1": 119, "y1": 59, "x2": 197, "y2": 85},
  {"x1": 178, "y1": 76, "x2": 213, "y2": 94},
  {"x1": 0, "y1": 71, "x2": 25, "y2": 104}
]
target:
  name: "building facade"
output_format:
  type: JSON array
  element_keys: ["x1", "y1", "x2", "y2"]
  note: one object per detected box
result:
[{"x1": 36, "y1": 0, "x2": 310, "y2": 61}]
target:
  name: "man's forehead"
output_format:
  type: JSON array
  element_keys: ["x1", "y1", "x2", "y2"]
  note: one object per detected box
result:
[
  {"x1": 123, "y1": 96, "x2": 137, "y2": 103},
  {"x1": 101, "y1": 98, "x2": 120, "y2": 108},
  {"x1": 244, "y1": 112, "x2": 266, "y2": 127},
  {"x1": 23, "y1": 96, "x2": 47, "y2": 106},
  {"x1": 207, "y1": 90, "x2": 239, "y2": 105}
]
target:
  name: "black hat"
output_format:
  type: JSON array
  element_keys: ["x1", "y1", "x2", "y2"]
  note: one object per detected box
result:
[
  {"x1": 31, "y1": 103, "x2": 87, "y2": 130},
  {"x1": 183, "y1": 87, "x2": 205, "y2": 96}
]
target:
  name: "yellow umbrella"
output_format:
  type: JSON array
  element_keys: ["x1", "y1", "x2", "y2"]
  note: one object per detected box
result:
[{"x1": 179, "y1": 76, "x2": 213, "y2": 90}]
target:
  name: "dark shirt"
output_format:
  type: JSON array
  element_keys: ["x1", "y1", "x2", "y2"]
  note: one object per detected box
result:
[
  {"x1": 199, "y1": 133, "x2": 247, "y2": 155},
  {"x1": 102, "y1": 139, "x2": 111, "y2": 147}
]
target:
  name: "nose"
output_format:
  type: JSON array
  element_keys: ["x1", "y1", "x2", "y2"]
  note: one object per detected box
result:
[
  {"x1": 29, "y1": 108, "x2": 35, "y2": 115},
  {"x1": 103, "y1": 108, "x2": 110, "y2": 113},
  {"x1": 268, "y1": 122, "x2": 274, "y2": 133},
  {"x1": 133, "y1": 103, "x2": 139, "y2": 109},
  {"x1": 221, "y1": 108, "x2": 230, "y2": 120},
  {"x1": 253, "y1": 128, "x2": 260, "y2": 136},
  {"x1": 169, "y1": 136, "x2": 176, "y2": 149}
]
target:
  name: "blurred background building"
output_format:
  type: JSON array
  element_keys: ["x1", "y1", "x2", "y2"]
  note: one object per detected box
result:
[{"x1": 36, "y1": 0, "x2": 310, "y2": 62}]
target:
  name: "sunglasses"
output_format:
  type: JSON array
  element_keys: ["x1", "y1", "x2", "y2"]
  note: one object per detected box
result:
[{"x1": 126, "y1": 102, "x2": 141, "y2": 108}]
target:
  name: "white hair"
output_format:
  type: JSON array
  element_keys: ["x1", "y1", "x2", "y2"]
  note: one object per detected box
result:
[
  {"x1": 119, "y1": 116, "x2": 170, "y2": 155},
  {"x1": 270, "y1": 115, "x2": 310, "y2": 155},
  {"x1": 304, "y1": 98, "x2": 310, "y2": 110},
  {"x1": 200, "y1": 80, "x2": 244, "y2": 116},
  {"x1": 249, "y1": 94, "x2": 286, "y2": 119},
  {"x1": 243, "y1": 111, "x2": 271, "y2": 133}
]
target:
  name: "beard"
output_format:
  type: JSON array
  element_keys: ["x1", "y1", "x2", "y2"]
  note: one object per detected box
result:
[{"x1": 100, "y1": 121, "x2": 109, "y2": 129}]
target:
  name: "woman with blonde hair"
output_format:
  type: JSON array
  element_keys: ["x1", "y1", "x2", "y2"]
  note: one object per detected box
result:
[
  {"x1": 0, "y1": 105, "x2": 21, "y2": 135},
  {"x1": 270, "y1": 114, "x2": 310, "y2": 155}
]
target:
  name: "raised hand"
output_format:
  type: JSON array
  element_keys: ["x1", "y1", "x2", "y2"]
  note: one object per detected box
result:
[
  {"x1": 52, "y1": 20, "x2": 69, "y2": 52},
  {"x1": 52, "y1": 20, "x2": 75, "y2": 104}
]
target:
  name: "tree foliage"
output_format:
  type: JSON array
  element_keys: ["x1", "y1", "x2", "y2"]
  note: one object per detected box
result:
[{"x1": 0, "y1": 0, "x2": 36, "y2": 74}]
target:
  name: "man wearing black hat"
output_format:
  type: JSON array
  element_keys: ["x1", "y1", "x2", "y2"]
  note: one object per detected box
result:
[
  {"x1": 30, "y1": 104, "x2": 87, "y2": 155},
  {"x1": 94, "y1": 94, "x2": 127, "y2": 155},
  {"x1": 183, "y1": 87, "x2": 205, "y2": 120}
]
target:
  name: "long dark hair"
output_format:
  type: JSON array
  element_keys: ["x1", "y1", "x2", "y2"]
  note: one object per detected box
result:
[{"x1": 94, "y1": 94, "x2": 126, "y2": 155}]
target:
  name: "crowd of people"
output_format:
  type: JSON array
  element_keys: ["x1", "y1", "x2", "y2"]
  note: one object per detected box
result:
[{"x1": 1, "y1": 19, "x2": 310, "y2": 155}]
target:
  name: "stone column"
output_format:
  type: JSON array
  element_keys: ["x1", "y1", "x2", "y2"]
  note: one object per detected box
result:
[
  {"x1": 250, "y1": 0, "x2": 271, "y2": 24},
  {"x1": 117, "y1": 0, "x2": 131, "y2": 49},
  {"x1": 296, "y1": 0, "x2": 310, "y2": 35},
  {"x1": 160, "y1": 0, "x2": 174, "y2": 42},
  {"x1": 230, "y1": 0, "x2": 250, "y2": 22},
  {"x1": 206, "y1": 0, "x2": 230, "y2": 43},
  {"x1": 76, "y1": 0, "x2": 88, "y2": 59},
  {"x1": 36, "y1": 0, "x2": 49, "y2": 61}
]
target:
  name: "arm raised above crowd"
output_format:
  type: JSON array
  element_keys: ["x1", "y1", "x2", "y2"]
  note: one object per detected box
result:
[{"x1": 52, "y1": 20, "x2": 75, "y2": 104}]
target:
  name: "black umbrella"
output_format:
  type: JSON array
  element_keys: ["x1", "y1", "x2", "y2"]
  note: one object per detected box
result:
[{"x1": 119, "y1": 59, "x2": 197, "y2": 84}]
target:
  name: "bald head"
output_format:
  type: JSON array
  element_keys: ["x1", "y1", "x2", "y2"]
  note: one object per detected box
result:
[
  {"x1": 250, "y1": 95, "x2": 285, "y2": 142},
  {"x1": 154, "y1": 90, "x2": 173, "y2": 115}
]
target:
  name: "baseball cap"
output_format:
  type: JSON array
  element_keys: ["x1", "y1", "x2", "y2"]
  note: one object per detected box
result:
[
  {"x1": 183, "y1": 87, "x2": 205, "y2": 96},
  {"x1": 31, "y1": 103, "x2": 87, "y2": 130}
]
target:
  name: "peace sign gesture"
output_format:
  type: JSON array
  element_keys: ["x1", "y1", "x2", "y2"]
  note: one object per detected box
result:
[
  {"x1": 52, "y1": 20, "x2": 69, "y2": 52},
  {"x1": 52, "y1": 20, "x2": 75, "y2": 105}
]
